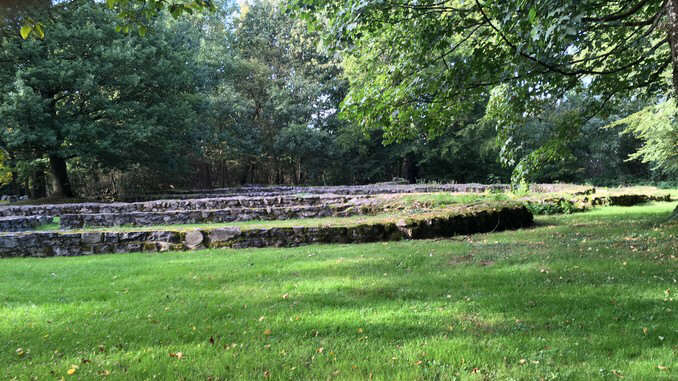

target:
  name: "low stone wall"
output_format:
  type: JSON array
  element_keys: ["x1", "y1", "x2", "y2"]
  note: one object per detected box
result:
[
  {"x1": 0, "y1": 195, "x2": 372, "y2": 218},
  {"x1": 124, "y1": 184, "x2": 514, "y2": 201},
  {"x1": 0, "y1": 216, "x2": 52, "y2": 232},
  {"x1": 0, "y1": 204, "x2": 533, "y2": 257},
  {"x1": 597, "y1": 194, "x2": 671, "y2": 206},
  {"x1": 59, "y1": 204, "x2": 367, "y2": 229}
]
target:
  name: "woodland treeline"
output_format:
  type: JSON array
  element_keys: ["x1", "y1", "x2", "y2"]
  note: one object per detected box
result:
[{"x1": 0, "y1": 0, "x2": 672, "y2": 199}]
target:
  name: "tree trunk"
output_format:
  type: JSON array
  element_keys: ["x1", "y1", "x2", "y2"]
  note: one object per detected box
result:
[
  {"x1": 403, "y1": 152, "x2": 419, "y2": 184},
  {"x1": 667, "y1": 0, "x2": 678, "y2": 95},
  {"x1": 49, "y1": 155, "x2": 74, "y2": 198},
  {"x1": 29, "y1": 169, "x2": 46, "y2": 199}
]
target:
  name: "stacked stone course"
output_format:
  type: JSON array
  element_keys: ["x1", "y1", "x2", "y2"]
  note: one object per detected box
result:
[
  {"x1": 0, "y1": 216, "x2": 52, "y2": 232},
  {"x1": 58, "y1": 203, "x2": 369, "y2": 229},
  {"x1": 0, "y1": 204, "x2": 534, "y2": 257}
]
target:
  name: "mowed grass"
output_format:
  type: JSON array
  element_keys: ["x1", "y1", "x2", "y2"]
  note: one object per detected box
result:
[{"x1": 1, "y1": 203, "x2": 676, "y2": 380}]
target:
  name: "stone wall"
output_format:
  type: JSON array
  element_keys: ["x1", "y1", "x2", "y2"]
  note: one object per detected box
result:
[
  {"x1": 0, "y1": 195, "x2": 372, "y2": 218},
  {"x1": 59, "y1": 203, "x2": 368, "y2": 229},
  {"x1": 0, "y1": 216, "x2": 52, "y2": 232},
  {"x1": 123, "y1": 184, "x2": 514, "y2": 201},
  {"x1": 0, "y1": 204, "x2": 533, "y2": 258}
]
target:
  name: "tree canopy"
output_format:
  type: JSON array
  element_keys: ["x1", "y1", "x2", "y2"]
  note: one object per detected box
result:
[
  {"x1": 288, "y1": 0, "x2": 677, "y2": 181},
  {"x1": 0, "y1": 0, "x2": 673, "y2": 198},
  {"x1": 0, "y1": 1, "x2": 201, "y2": 197}
]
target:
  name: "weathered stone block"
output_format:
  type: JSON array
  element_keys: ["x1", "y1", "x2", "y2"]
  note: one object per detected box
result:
[
  {"x1": 208, "y1": 227, "x2": 241, "y2": 243},
  {"x1": 185, "y1": 230, "x2": 204, "y2": 250}
]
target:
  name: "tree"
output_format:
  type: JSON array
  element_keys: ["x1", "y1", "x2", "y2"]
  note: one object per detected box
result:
[
  {"x1": 0, "y1": 1, "x2": 200, "y2": 197},
  {"x1": 197, "y1": 0, "x2": 348, "y2": 185},
  {"x1": 1, "y1": 0, "x2": 215, "y2": 39},
  {"x1": 290, "y1": 0, "x2": 677, "y2": 179}
]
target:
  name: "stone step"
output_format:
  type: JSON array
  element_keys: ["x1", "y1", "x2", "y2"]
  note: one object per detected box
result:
[
  {"x1": 0, "y1": 216, "x2": 52, "y2": 232},
  {"x1": 125, "y1": 184, "x2": 512, "y2": 201},
  {"x1": 58, "y1": 203, "x2": 373, "y2": 229},
  {"x1": 0, "y1": 204, "x2": 533, "y2": 258},
  {"x1": 0, "y1": 195, "x2": 373, "y2": 218}
]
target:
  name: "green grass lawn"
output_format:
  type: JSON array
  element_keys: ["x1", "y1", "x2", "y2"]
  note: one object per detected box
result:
[{"x1": 1, "y1": 203, "x2": 676, "y2": 380}]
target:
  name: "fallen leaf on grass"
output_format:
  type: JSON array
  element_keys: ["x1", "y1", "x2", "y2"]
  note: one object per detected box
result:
[
  {"x1": 67, "y1": 365, "x2": 78, "y2": 375},
  {"x1": 317, "y1": 347, "x2": 324, "y2": 354},
  {"x1": 263, "y1": 329, "x2": 272, "y2": 336},
  {"x1": 611, "y1": 369, "x2": 624, "y2": 378},
  {"x1": 657, "y1": 365, "x2": 668, "y2": 371},
  {"x1": 282, "y1": 293, "x2": 289, "y2": 299},
  {"x1": 519, "y1": 359, "x2": 527, "y2": 365},
  {"x1": 16, "y1": 348, "x2": 25, "y2": 357},
  {"x1": 169, "y1": 352, "x2": 184, "y2": 360}
]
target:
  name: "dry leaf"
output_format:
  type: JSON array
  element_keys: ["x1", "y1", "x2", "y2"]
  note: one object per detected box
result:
[
  {"x1": 519, "y1": 359, "x2": 527, "y2": 365},
  {"x1": 657, "y1": 365, "x2": 668, "y2": 371},
  {"x1": 282, "y1": 293, "x2": 289, "y2": 299},
  {"x1": 357, "y1": 328, "x2": 363, "y2": 334},
  {"x1": 259, "y1": 316, "x2": 265, "y2": 322},
  {"x1": 263, "y1": 329, "x2": 272, "y2": 336},
  {"x1": 642, "y1": 327, "x2": 648, "y2": 335},
  {"x1": 317, "y1": 347, "x2": 324, "y2": 353},
  {"x1": 169, "y1": 352, "x2": 184, "y2": 360},
  {"x1": 67, "y1": 365, "x2": 78, "y2": 375},
  {"x1": 16, "y1": 348, "x2": 24, "y2": 357}
]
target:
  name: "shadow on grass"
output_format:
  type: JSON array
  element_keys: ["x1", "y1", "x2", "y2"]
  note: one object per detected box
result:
[{"x1": 1, "y1": 204, "x2": 676, "y2": 378}]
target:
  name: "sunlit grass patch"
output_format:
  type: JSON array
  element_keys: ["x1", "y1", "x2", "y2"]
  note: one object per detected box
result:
[{"x1": 1, "y1": 203, "x2": 676, "y2": 380}]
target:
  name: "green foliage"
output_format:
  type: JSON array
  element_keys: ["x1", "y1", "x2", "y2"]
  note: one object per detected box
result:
[
  {"x1": 292, "y1": 0, "x2": 670, "y2": 136},
  {"x1": 11, "y1": 0, "x2": 215, "y2": 39},
  {"x1": 526, "y1": 199, "x2": 581, "y2": 215},
  {"x1": 289, "y1": 0, "x2": 675, "y2": 187},
  {"x1": 0, "y1": 150, "x2": 12, "y2": 186},
  {"x1": 0, "y1": 1, "x2": 201, "y2": 196},
  {"x1": 611, "y1": 100, "x2": 678, "y2": 175}
]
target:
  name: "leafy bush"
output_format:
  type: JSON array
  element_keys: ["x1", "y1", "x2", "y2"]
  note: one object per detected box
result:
[{"x1": 526, "y1": 199, "x2": 581, "y2": 215}]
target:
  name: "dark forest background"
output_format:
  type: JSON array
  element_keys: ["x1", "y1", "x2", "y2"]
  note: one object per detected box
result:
[{"x1": 0, "y1": 1, "x2": 669, "y2": 199}]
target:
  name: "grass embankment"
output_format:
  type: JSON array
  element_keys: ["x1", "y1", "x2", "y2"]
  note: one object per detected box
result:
[{"x1": 1, "y1": 203, "x2": 676, "y2": 380}]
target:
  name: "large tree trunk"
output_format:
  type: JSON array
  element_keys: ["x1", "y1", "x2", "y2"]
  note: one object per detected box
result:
[
  {"x1": 666, "y1": 0, "x2": 678, "y2": 220},
  {"x1": 29, "y1": 169, "x2": 46, "y2": 199},
  {"x1": 667, "y1": 0, "x2": 678, "y2": 95},
  {"x1": 403, "y1": 152, "x2": 419, "y2": 184},
  {"x1": 48, "y1": 155, "x2": 74, "y2": 198}
]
